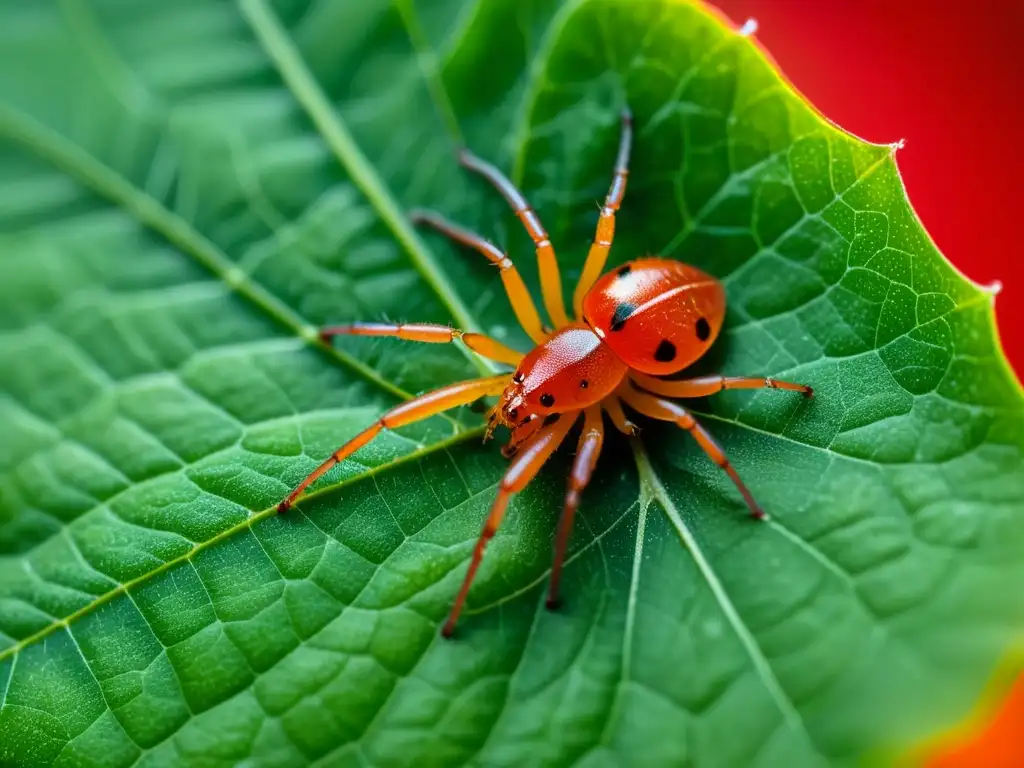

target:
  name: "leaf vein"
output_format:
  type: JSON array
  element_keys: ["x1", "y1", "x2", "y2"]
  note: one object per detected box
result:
[
  {"x1": 238, "y1": 0, "x2": 490, "y2": 376},
  {"x1": 0, "y1": 426, "x2": 486, "y2": 664},
  {"x1": 394, "y1": 0, "x2": 464, "y2": 146},
  {"x1": 632, "y1": 441, "x2": 822, "y2": 757},
  {"x1": 598, "y1": 487, "x2": 649, "y2": 747},
  {"x1": 0, "y1": 106, "x2": 414, "y2": 405}
]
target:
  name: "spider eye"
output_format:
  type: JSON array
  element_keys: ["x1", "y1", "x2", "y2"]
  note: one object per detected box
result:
[
  {"x1": 507, "y1": 407, "x2": 518, "y2": 419},
  {"x1": 513, "y1": 372, "x2": 524, "y2": 384}
]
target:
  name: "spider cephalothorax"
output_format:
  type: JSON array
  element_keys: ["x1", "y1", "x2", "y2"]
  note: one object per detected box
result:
[{"x1": 278, "y1": 110, "x2": 813, "y2": 637}]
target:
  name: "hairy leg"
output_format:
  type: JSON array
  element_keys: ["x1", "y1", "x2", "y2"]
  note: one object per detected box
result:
[
  {"x1": 631, "y1": 372, "x2": 812, "y2": 399},
  {"x1": 411, "y1": 209, "x2": 546, "y2": 342},
  {"x1": 620, "y1": 385, "x2": 766, "y2": 519},
  {"x1": 458, "y1": 150, "x2": 570, "y2": 329},
  {"x1": 443, "y1": 411, "x2": 578, "y2": 636},
  {"x1": 573, "y1": 109, "x2": 633, "y2": 317},
  {"x1": 277, "y1": 374, "x2": 509, "y2": 513},
  {"x1": 320, "y1": 322, "x2": 524, "y2": 367},
  {"x1": 547, "y1": 406, "x2": 605, "y2": 609}
]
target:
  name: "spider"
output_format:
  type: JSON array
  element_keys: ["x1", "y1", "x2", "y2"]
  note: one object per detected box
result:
[{"x1": 277, "y1": 110, "x2": 813, "y2": 637}]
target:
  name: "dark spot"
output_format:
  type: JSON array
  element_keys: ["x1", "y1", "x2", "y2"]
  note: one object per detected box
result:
[
  {"x1": 579, "y1": 380, "x2": 589, "y2": 389},
  {"x1": 616, "y1": 264, "x2": 632, "y2": 278},
  {"x1": 695, "y1": 316, "x2": 711, "y2": 341},
  {"x1": 513, "y1": 372, "x2": 524, "y2": 383},
  {"x1": 654, "y1": 339, "x2": 677, "y2": 363},
  {"x1": 540, "y1": 393, "x2": 555, "y2": 407},
  {"x1": 507, "y1": 407, "x2": 518, "y2": 419},
  {"x1": 610, "y1": 302, "x2": 637, "y2": 332},
  {"x1": 542, "y1": 413, "x2": 561, "y2": 426}
]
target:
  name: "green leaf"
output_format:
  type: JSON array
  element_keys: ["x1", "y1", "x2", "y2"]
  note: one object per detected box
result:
[{"x1": 1, "y1": 1, "x2": 1021, "y2": 766}]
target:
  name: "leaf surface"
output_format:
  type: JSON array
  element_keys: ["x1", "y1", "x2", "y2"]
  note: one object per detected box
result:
[{"x1": 1, "y1": 1, "x2": 1022, "y2": 766}]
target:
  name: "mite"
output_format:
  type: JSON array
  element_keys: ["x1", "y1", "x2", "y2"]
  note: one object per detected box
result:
[{"x1": 277, "y1": 110, "x2": 813, "y2": 637}]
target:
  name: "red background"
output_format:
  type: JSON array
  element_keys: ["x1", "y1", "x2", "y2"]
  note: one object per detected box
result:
[
  {"x1": 708, "y1": 1, "x2": 1023, "y2": 762},
  {"x1": 711, "y1": 0, "x2": 1023, "y2": 379}
]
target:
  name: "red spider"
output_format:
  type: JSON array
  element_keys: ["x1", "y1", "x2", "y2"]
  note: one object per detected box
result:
[{"x1": 277, "y1": 110, "x2": 813, "y2": 637}]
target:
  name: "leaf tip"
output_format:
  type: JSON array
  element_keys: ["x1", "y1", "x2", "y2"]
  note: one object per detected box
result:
[{"x1": 983, "y1": 279, "x2": 1003, "y2": 297}]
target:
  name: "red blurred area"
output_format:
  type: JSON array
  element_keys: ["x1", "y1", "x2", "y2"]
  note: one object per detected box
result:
[
  {"x1": 708, "y1": 2, "x2": 1024, "y2": 764},
  {"x1": 925, "y1": 674, "x2": 1024, "y2": 767},
  {"x1": 711, "y1": 0, "x2": 1024, "y2": 379}
]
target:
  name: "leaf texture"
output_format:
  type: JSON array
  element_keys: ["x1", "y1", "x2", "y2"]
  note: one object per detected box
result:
[{"x1": 0, "y1": 1, "x2": 1022, "y2": 766}]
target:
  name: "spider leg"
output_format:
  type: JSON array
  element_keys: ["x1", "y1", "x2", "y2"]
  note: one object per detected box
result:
[
  {"x1": 442, "y1": 410, "x2": 579, "y2": 637},
  {"x1": 457, "y1": 150, "x2": 570, "y2": 329},
  {"x1": 620, "y1": 384, "x2": 766, "y2": 519},
  {"x1": 411, "y1": 210, "x2": 546, "y2": 342},
  {"x1": 573, "y1": 109, "x2": 633, "y2": 317},
  {"x1": 603, "y1": 395, "x2": 640, "y2": 436},
  {"x1": 631, "y1": 372, "x2": 813, "y2": 399},
  {"x1": 547, "y1": 406, "x2": 604, "y2": 609},
  {"x1": 320, "y1": 322, "x2": 524, "y2": 367},
  {"x1": 277, "y1": 374, "x2": 509, "y2": 513}
]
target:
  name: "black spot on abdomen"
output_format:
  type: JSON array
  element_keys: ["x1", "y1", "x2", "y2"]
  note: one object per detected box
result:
[
  {"x1": 540, "y1": 393, "x2": 555, "y2": 407},
  {"x1": 654, "y1": 339, "x2": 677, "y2": 363},
  {"x1": 695, "y1": 316, "x2": 711, "y2": 341},
  {"x1": 610, "y1": 302, "x2": 637, "y2": 332},
  {"x1": 616, "y1": 264, "x2": 632, "y2": 277}
]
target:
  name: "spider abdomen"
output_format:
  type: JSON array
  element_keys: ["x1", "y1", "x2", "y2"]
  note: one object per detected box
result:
[{"x1": 581, "y1": 258, "x2": 726, "y2": 375}]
